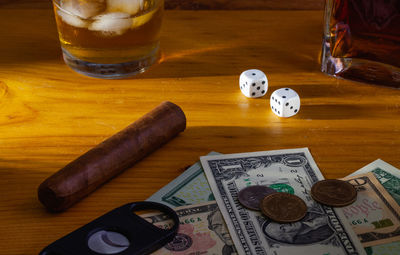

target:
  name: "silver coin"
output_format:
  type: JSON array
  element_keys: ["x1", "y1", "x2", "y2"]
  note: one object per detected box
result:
[{"x1": 238, "y1": 185, "x2": 277, "y2": 210}]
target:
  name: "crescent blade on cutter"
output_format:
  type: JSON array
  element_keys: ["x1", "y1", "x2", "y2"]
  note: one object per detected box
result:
[{"x1": 101, "y1": 231, "x2": 130, "y2": 248}]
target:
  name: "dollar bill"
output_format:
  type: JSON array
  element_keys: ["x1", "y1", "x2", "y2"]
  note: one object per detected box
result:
[
  {"x1": 143, "y1": 201, "x2": 237, "y2": 255},
  {"x1": 364, "y1": 242, "x2": 400, "y2": 255},
  {"x1": 340, "y1": 172, "x2": 400, "y2": 247},
  {"x1": 146, "y1": 152, "x2": 220, "y2": 207},
  {"x1": 347, "y1": 159, "x2": 400, "y2": 255},
  {"x1": 348, "y1": 159, "x2": 400, "y2": 205},
  {"x1": 200, "y1": 148, "x2": 366, "y2": 255}
]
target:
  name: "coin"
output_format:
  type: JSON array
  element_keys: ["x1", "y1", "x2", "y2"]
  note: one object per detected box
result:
[
  {"x1": 260, "y1": 193, "x2": 307, "y2": 223},
  {"x1": 238, "y1": 185, "x2": 277, "y2": 210},
  {"x1": 311, "y1": 179, "x2": 357, "y2": 207}
]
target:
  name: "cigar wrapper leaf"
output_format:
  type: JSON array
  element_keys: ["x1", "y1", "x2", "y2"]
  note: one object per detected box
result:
[{"x1": 38, "y1": 101, "x2": 186, "y2": 212}]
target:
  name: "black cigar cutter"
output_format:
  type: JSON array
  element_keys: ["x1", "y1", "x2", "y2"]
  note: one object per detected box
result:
[{"x1": 39, "y1": 201, "x2": 179, "y2": 255}]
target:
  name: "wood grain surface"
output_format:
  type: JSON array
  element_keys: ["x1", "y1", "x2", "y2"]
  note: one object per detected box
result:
[
  {"x1": 0, "y1": 2, "x2": 400, "y2": 255},
  {"x1": 1, "y1": 0, "x2": 325, "y2": 10}
]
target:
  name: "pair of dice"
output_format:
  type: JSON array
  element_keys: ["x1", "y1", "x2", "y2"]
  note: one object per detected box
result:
[{"x1": 239, "y1": 69, "x2": 300, "y2": 118}]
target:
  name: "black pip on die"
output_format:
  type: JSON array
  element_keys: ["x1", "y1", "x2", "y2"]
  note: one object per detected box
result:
[
  {"x1": 239, "y1": 69, "x2": 268, "y2": 98},
  {"x1": 270, "y1": 88, "x2": 300, "y2": 117}
]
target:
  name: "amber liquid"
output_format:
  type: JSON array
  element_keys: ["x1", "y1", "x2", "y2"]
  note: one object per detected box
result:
[
  {"x1": 54, "y1": 0, "x2": 164, "y2": 64},
  {"x1": 322, "y1": 0, "x2": 400, "y2": 87},
  {"x1": 329, "y1": 0, "x2": 400, "y2": 66}
]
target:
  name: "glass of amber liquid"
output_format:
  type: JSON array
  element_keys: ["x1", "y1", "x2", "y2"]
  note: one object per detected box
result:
[
  {"x1": 52, "y1": 0, "x2": 164, "y2": 78},
  {"x1": 321, "y1": 0, "x2": 400, "y2": 88}
]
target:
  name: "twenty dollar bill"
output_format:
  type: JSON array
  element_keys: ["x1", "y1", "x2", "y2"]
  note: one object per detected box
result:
[
  {"x1": 347, "y1": 159, "x2": 400, "y2": 255},
  {"x1": 349, "y1": 159, "x2": 400, "y2": 205},
  {"x1": 147, "y1": 152, "x2": 220, "y2": 207},
  {"x1": 341, "y1": 172, "x2": 400, "y2": 247}
]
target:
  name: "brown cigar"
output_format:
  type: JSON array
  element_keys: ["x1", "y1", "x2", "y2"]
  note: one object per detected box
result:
[{"x1": 38, "y1": 101, "x2": 186, "y2": 212}]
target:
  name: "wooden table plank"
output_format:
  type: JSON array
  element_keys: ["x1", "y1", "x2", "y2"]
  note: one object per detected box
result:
[
  {"x1": 0, "y1": 5, "x2": 399, "y2": 255},
  {"x1": 165, "y1": 0, "x2": 325, "y2": 10},
  {"x1": 0, "y1": 0, "x2": 325, "y2": 10}
]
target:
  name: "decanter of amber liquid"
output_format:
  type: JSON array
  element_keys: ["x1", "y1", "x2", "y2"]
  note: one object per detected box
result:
[{"x1": 321, "y1": 0, "x2": 400, "y2": 88}]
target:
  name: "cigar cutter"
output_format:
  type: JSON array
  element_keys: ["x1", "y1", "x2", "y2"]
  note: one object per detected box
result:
[{"x1": 39, "y1": 201, "x2": 179, "y2": 255}]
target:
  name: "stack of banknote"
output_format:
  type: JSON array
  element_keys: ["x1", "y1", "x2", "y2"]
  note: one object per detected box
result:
[{"x1": 145, "y1": 148, "x2": 400, "y2": 255}]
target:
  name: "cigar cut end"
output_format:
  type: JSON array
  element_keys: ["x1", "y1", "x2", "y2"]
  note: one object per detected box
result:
[
  {"x1": 161, "y1": 101, "x2": 187, "y2": 131},
  {"x1": 38, "y1": 182, "x2": 69, "y2": 212}
]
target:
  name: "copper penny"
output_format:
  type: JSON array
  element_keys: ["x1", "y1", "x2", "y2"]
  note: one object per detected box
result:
[
  {"x1": 238, "y1": 185, "x2": 277, "y2": 210},
  {"x1": 311, "y1": 179, "x2": 357, "y2": 207},
  {"x1": 260, "y1": 193, "x2": 307, "y2": 223}
]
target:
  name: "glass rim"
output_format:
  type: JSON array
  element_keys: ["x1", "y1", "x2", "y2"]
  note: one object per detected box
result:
[{"x1": 52, "y1": 0, "x2": 163, "y2": 21}]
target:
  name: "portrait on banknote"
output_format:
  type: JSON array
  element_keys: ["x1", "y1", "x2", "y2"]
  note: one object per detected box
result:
[
  {"x1": 261, "y1": 211, "x2": 334, "y2": 244},
  {"x1": 207, "y1": 207, "x2": 237, "y2": 255}
]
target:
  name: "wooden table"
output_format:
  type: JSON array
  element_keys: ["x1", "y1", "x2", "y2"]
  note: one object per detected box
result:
[{"x1": 1, "y1": 2, "x2": 400, "y2": 254}]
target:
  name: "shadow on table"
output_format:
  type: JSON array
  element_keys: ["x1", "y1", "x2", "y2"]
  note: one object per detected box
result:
[
  {"x1": 297, "y1": 104, "x2": 384, "y2": 120},
  {"x1": 136, "y1": 42, "x2": 322, "y2": 79},
  {"x1": 0, "y1": 123, "x2": 389, "y2": 243}
]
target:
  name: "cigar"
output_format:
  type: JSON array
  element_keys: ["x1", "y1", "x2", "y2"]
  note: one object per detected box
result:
[{"x1": 38, "y1": 101, "x2": 186, "y2": 212}]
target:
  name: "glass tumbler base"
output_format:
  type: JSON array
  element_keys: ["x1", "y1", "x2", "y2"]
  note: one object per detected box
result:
[{"x1": 62, "y1": 47, "x2": 159, "y2": 79}]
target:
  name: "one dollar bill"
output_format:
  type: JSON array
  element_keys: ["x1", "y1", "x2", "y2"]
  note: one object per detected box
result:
[
  {"x1": 143, "y1": 201, "x2": 237, "y2": 255},
  {"x1": 200, "y1": 148, "x2": 366, "y2": 255}
]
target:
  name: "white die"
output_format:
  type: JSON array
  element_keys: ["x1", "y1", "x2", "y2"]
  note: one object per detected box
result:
[
  {"x1": 239, "y1": 69, "x2": 268, "y2": 98},
  {"x1": 270, "y1": 88, "x2": 300, "y2": 117}
]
